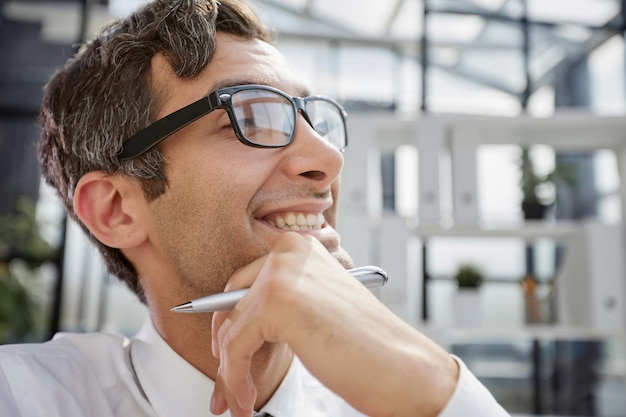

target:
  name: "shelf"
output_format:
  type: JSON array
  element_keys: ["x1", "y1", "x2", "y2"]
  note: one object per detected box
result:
[
  {"x1": 421, "y1": 325, "x2": 625, "y2": 344},
  {"x1": 412, "y1": 221, "x2": 583, "y2": 240}
]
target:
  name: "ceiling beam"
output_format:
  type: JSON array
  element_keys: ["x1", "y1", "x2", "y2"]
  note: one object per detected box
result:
[{"x1": 383, "y1": 0, "x2": 405, "y2": 36}]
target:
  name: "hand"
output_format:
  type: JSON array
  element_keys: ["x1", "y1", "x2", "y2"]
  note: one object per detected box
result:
[{"x1": 210, "y1": 232, "x2": 458, "y2": 417}]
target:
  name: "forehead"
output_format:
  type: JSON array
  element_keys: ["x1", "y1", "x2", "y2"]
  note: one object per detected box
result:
[{"x1": 151, "y1": 33, "x2": 308, "y2": 116}]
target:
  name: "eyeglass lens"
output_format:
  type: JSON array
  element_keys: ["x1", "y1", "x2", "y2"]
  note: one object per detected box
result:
[
  {"x1": 231, "y1": 90, "x2": 295, "y2": 147},
  {"x1": 305, "y1": 99, "x2": 346, "y2": 150},
  {"x1": 230, "y1": 89, "x2": 345, "y2": 149}
]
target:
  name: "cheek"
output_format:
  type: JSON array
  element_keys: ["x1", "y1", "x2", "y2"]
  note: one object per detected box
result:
[
  {"x1": 171, "y1": 135, "x2": 276, "y2": 190},
  {"x1": 149, "y1": 138, "x2": 282, "y2": 292},
  {"x1": 168, "y1": 169, "x2": 248, "y2": 235},
  {"x1": 159, "y1": 141, "x2": 280, "y2": 245},
  {"x1": 148, "y1": 177, "x2": 252, "y2": 295},
  {"x1": 155, "y1": 148, "x2": 274, "y2": 246},
  {"x1": 182, "y1": 162, "x2": 266, "y2": 215}
]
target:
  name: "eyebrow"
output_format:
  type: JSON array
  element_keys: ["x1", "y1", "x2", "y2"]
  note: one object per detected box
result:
[{"x1": 203, "y1": 79, "x2": 311, "y2": 97}]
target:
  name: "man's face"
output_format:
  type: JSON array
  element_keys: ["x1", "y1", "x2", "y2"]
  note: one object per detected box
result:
[{"x1": 143, "y1": 33, "x2": 353, "y2": 299}]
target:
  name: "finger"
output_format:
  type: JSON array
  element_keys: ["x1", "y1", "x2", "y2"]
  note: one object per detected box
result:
[
  {"x1": 211, "y1": 310, "x2": 225, "y2": 358},
  {"x1": 217, "y1": 314, "x2": 262, "y2": 411},
  {"x1": 223, "y1": 256, "x2": 267, "y2": 292},
  {"x1": 210, "y1": 367, "x2": 228, "y2": 414},
  {"x1": 211, "y1": 366, "x2": 254, "y2": 417},
  {"x1": 212, "y1": 256, "x2": 266, "y2": 358}
]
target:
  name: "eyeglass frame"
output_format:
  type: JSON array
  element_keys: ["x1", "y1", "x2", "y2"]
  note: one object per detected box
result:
[{"x1": 118, "y1": 84, "x2": 348, "y2": 161}]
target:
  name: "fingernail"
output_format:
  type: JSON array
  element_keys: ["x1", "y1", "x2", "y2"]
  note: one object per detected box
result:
[
  {"x1": 212, "y1": 338, "x2": 219, "y2": 358},
  {"x1": 210, "y1": 393, "x2": 216, "y2": 413}
]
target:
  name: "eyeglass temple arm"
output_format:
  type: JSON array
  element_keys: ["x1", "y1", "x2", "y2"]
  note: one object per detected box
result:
[{"x1": 118, "y1": 93, "x2": 222, "y2": 161}]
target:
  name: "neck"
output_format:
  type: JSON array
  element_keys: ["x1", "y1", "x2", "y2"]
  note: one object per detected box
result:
[{"x1": 151, "y1": 304, "x2": 293, "y2": 410}]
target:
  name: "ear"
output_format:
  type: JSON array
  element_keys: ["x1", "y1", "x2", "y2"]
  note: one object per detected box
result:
[{"x1": 73, "y1": 172, "x2": 148, "y2": 249}]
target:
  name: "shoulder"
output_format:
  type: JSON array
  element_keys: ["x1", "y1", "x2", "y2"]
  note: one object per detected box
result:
[
  {"x1": 0, "y1": 332, "x2": 141, "y2": 416},
  {"x1": 0, "y1": 331, "x2": 131, "y2": 385},
  {"x1": 54, "y1": 331, "x2": 132, "y2": 382},
  {"x1": 0, "y1": 332, "x2": 130, "y2": 376},
  {"x1": 4, "y1": 331, "x2": 133, "y2": 383}
]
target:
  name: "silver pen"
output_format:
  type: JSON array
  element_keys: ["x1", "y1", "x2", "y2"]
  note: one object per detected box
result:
[{"x1": 171, "y1": 265, "x2": 388, "y2": 313}]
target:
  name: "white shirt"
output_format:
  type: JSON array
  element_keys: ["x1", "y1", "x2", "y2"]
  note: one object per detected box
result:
[{"x1": 0, "y1": 318, "x2": 510, "y2": 416}]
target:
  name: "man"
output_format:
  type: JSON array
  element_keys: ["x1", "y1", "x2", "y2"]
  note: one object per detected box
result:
[{"x1": 0, "y1": 1, "x2": 509, "y2": 416}]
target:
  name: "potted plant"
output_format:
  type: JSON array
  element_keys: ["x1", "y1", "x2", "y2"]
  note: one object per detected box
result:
[
  {"x1": 0, "y1": 197, "x2": 55, "y2": 344},
  {"x1": 454, "y1": 263, "x2": 484, "y2": 289},
  {"x1": 519, "y1": 146, "x2": 577, "y2": 220},
  {"x1": 452, "y1": 263, "x2": 484, "y2": 327}
]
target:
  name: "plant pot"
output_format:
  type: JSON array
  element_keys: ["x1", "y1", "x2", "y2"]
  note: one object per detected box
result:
[
  {"x1": 452, "y1": 289, "x2": 482, "y2": 328},
  {"x1": 522, "y1": 200, "x2": 550, "y2": 220}
]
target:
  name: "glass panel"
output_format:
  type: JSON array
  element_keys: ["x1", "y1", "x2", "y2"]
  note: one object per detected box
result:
[
  {"x1": 457, "y1": 48, "x2": 526, "y2": 93},
  {"x1": 527, "y1": 0, "x2": 619, "y2": 26},
  {"x1": 427, "y1": 14, "x2": 486, "y2": 42},
  {"x1": 311, "y1": 0, "x2": 397, "y2": 35},
  {"x1": 388, "y1": 0, "x2": 424, "y2": 38},
  {"x1": 427, "y1": 67, "x2": 522, "y2": 115},
  {"x1": 429, "y1": 0, "x2": 523, "y2": 19},
  {"x1": 338, "y1": 46, "x2": 396, "y2": 105},
  {"x1": 590, "y1": 35, "x2": 626, "y2": 115}
]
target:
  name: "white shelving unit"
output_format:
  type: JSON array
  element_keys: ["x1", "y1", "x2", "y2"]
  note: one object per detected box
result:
[
  {"x1": 338, "y1": 111, "x2": 626, "y2": 334},
  {"x1": 338, "y1": 111, "x2": 626, "y2": 414}
]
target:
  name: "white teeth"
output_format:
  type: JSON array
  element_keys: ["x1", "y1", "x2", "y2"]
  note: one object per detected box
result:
[
  {"x1": 273, "y1": 211, "x2": 325, "y2": 231},
  {"x1": 276, "y1": 217, "x2": 286, "y2": 228},
  {"x1": 285, "y1": 212, "x2": 296, "y2": 226}
]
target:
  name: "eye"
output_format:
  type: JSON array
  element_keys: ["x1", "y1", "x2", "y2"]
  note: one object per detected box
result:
[{"x1": 211, "y1": 111, "x2": 234, "y2": 132}]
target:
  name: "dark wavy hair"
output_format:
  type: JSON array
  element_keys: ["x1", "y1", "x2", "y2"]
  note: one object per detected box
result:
[{"x1": 38, "y1": 0, "x2": 271, "y2": 302}]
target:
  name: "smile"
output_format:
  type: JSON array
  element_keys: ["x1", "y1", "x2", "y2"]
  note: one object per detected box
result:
[{"x1": 271, "y1": 212, "x2": 325, "y2": 231}]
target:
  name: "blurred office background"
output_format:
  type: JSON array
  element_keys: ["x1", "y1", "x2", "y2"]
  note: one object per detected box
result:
[{"x1": 1, "y1": 0, "x2": 626, "y2": 415}]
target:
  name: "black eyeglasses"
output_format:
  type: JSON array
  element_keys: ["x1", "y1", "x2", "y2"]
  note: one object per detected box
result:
[{"x1": 118, "y1": 84, "x2": 348, "y2": 160}]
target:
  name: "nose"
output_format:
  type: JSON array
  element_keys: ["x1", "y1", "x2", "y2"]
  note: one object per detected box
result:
[{"x1": 279, "y1": 113, "x2": 344, "y2": 186}]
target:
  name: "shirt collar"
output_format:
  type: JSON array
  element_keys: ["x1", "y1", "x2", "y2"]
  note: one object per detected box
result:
[
  {"x1": 130, "y1": 317, "x2": 218, "y2": 417},
  {"x1": 257, "y1": 354, "x2": 303, "y2": 417},
  {"x1": 129, "y1": 317, "x2": 306, "y2": 417}
]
